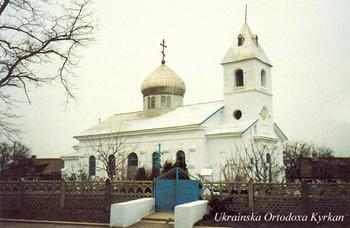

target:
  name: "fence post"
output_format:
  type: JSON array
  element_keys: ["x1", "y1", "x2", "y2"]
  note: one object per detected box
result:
[
  {"x1": 301, "y1": 182, "x2": 310, "y2": 215},
  {"x1": 16, "y1": 179, "x2": 24, "y2": 210},
  {"x1": 60, "y1": 179, "x2": 66, "y2": 209},
  {"x1": 105, "y1": 178, "x2": 112, "y2": 207},
  {"x1": 248, "y1": 180, "x2": 254, "y2": 212}
]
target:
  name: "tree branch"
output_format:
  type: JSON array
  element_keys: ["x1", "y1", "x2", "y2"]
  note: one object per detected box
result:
[{"x1": 0, "y1": 0, "x2": 10, "y2": 16}]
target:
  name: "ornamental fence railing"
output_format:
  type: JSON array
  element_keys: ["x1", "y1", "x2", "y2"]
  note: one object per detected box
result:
[
  {"x1": 0, "y1": 179, "x2": 153, "y2": 211},
  {"x1": 1, "y1": 180, "x2": 349, "y2": 218},
  {"x1": 201, "y1": 181, "x2": 350, "y2": 216}
]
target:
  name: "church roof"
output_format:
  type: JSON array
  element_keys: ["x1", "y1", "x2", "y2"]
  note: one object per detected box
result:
[
  {"x1": 206, "y1": 119, "x2": 258, "y2": 136},
  {"x1": 221, "y1": 22, "x2": 271, "y2": 65},
  {"x1": 141, "y1": 64, "x2": 186, "y2": 97},
  {"x1": 75, "y1": 100, "x2": 224, "y2": 138}
]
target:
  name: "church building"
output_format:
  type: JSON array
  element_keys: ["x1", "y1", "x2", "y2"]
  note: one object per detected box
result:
[{"x1": 61, "y1": 21, "x2": 287, "y2": 180}]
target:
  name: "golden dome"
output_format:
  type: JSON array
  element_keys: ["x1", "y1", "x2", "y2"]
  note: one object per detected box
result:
[{"x1": 141, "y1": 64, "x2": 186, "y2": 97}]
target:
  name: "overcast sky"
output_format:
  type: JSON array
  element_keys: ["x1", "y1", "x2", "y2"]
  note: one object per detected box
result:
[{"x1": 11, "y1": 0, "x2": 350, "y2": 158}]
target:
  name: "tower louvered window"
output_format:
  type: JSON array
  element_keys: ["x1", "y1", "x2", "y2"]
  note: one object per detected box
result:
[
  {"x1": 235, "y1": 69, "x2": 244, "y2": 87},
  {"x1": 238, "y1": 34, "x2": 244, "y2": 46}
]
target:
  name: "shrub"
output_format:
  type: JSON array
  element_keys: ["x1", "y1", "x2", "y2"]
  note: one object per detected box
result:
[
  {"x1": 208, "y1": 195, "x2": 226, "y2": 214},
  {"x1": 149, "y1": 167, "x2": 160, "y2": 179},
  {"x1": 162, "y1": 160, "x2": 174, "y2": 174},
  {"x1": 134, "y1": 167, "x2": 151, "y2": 180}
]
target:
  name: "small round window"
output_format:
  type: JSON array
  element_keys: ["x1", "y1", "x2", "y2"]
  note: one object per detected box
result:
[{"x1": 233, "y1": 110, "x2": 242, "y2": 120}]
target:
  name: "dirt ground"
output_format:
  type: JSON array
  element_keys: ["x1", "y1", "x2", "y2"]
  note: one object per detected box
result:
[{"x1": 0, "y1": 219, "x2": 108, "y2": 228}]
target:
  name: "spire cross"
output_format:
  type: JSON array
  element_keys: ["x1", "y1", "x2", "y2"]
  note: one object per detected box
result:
[
  {"x1": 160, "y1": 39, "x2": 167, "y2": 64},
  {"x1": 245, "y1": 4, "x2": 247, "y2": 23}
]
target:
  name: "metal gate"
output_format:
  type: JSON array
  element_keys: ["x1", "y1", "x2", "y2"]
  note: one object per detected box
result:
[{"x1": 154, "y1": 168, "x2": 201, "y2": 211}]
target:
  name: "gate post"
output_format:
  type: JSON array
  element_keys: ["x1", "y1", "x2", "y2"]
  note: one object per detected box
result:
[
  {"x1": 152, "y1": 179, "x2": 155, "y2": 198},
  {"x1": 301, "y1": 182, "x2": 310, "y2": 215},
  {"x1": 248, "y1": 180, "x2": 254, "y2": 212},
  {"x1": 60, "y1": 179, "x2": 66, "y2": 209},
  {"x1": 16, "y1": 179, "x2": 24, "y2": 210},
  {"x1": 105, "y1": 178, "x2": 112, "y2": 206},
  {"x1": 175, "y1": 168, "x2": 178, "y2": 205}
]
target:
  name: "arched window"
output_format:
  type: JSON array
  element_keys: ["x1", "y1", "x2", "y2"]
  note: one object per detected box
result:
[
  {"x1": 147, "y1": 97, "x2": 151, "y2": 109},
  {"x1": 89, "y1": 155, "x2": 96, "y2": 176},
  {"x1": 108, "y1": 154, "x2": 116, "y2": 176},
  {"x1": 127, "y1": 153, "x2": 138, "y2": 179},
  {"x1": 128, "y1": 153, "x2": 138, "y2": 166},
  {"x1": 238, "y1": 34, "x2": 244, "y2": 46},
  {"x1": 176, "y1": 150, "x2": 186, "y2": 168},
  {"x1": 161, "y1": 96, "x2": 166, "y2": 106},
  {"x1": 151, "y1": 97, "x2": 155, "y2": 109},
  {"x1": 261, "y1": 69, "x2": 266, "y2": 87},
  {"x1": 235, "y1": 69, "x2": 244, "y2": 87},
  {"x1": 166, "y1": 96, "x2": 171, "y2": 108}
]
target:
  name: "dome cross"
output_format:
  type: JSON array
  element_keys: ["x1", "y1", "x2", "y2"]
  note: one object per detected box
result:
[{"x1": 160, "y1": 39, "x2": 167, "y2": 64}]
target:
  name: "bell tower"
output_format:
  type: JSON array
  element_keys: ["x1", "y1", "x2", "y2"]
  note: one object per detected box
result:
[{"x1": 221, "y1": 21, "x2": 275, "y2": 137}]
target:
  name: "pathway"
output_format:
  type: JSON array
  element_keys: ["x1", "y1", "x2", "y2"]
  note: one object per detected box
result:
[{"x1": 128, "y1": 211, "x2": 174, "y2": 228}]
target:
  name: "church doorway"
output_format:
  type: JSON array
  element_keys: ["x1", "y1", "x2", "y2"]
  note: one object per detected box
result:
[
  {"x1": 176, "y1": 150, "x2": 186, "y2": 169},
  {"x1": 127, "y1": 153, "x2": 138, "y2": 179}
]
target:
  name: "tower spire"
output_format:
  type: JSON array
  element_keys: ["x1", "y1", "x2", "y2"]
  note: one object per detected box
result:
[
  {"x1": 245, "y1": 4, "x2": 247, "y2": 23},
  {"x1": 160, "y1": 39, "x2": 167, "y2": 64}
]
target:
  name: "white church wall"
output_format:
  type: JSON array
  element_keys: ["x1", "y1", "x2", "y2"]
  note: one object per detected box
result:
[
  {"x1": 224, "y1": 92, "x2": 273, "y2": 132},
  {"x1": 69, "y1": 117, "x2": 284, "y2": 180},
  {"x1": 206, "y1": 135, "x2": 247, "y2": 180},
  {"x1": 62, "y1": 156, "x2": 90, "y2": 177},
  {"x1": 205, "y1": 125, "x2": 284, "y2": 181},
  {"x1": 135, "y1": 130, "x2": 207, "y2": 174},
  {"x1": 62, "y1": 158, "x2": 77, "y2": 176},
  {"x1": 66, "y1": 123, "x2": 284, "y2": 180},
  {"x1": 73, "y1": 127, "x2": 209, "y2": 178}
]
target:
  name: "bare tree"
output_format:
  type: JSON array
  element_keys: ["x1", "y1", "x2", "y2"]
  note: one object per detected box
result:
[
  {"x1": 0, "y1": 0, "x2": 96, "y2": 139},
  {"x1": 63, "y1": 159, "x2": 92, "y2": 181},
  {"x1": 88, "y1": 133, "x2": 140, "y2": 180},
  {"x1": 220, "y1": 141, "x2": 284, "y2": 182},
  {"x1": 283, "y1": 141, "x2": 334, "y2": 182},
  {"x1": 0, "y1": 141, "x2": 31, "y2": 171},
  {"x1": 283, "y1": 141, "x2": 315, "y2": 182}
]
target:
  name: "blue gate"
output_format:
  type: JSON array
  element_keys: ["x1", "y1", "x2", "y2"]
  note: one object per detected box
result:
[{"x1": 154, "y1": 168, "x2": 201, "y2": 211}]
